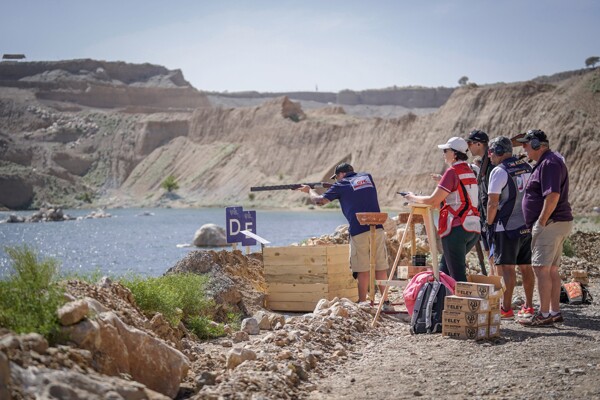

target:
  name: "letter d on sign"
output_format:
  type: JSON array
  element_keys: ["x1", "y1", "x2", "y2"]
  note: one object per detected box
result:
[{"x1": 226, "y1": 206, "x2": 244, "y2": 244}]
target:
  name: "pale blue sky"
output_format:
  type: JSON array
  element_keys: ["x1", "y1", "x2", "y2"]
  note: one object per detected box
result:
[{"x1": 1, "y1": 0, "x2": 599, "y2": 92}]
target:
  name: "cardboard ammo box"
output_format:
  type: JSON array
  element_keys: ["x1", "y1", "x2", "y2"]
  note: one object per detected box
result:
[
  {"x1": 454, "y1": 282, "x2": 497, "y2": 299},
  {"x1": 397, "y1": 265, "x2": 431, "y2": 280},
  {"x1": 488, "y1": 310, "x2": 501, "y2": 325},
  {"x1": 263, "y1": 244, "x2": 357, "y2": 312},
  {"x1": 466, "y1": 275, "x2": 505, "y2": 297},
  {"x1": 442, "y1": 310, "x2": 488, "y2": 327},
  {"x1": 444, "y1": 295, "x2": 490, "y2": 313},
  {"x1": 442, "y1": 324, "x2": 488, "y2": 340},
  {"x1": 488, "y1": 324, "x2": 500, "y2": 338}
]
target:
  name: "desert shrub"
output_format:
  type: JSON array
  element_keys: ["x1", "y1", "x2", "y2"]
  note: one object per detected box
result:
[
  {"x1": 0, "y1": 246, "x2": 64, "y2": 342},
  {"x1": 121, "y1": 273, "x2": 222, "y2": 338},
  {"x1": 563, "y1": 237, "x2": 575, "y2": 257},
  {"x1": 248, "y1": 193, "x2": 255, "y2": 201},
  {"x1": 185, "y1": 315, "x2": 225, "y2": 340},
  {"x1": 76, "y1": 192, "x2": 93, "y2": 203},
  {"x1": 161, "y1": 175, "x2": 179, "y2": 192}
]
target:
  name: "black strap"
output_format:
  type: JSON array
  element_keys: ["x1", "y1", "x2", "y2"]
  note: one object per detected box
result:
[{"x1": 457, "y1": 180, "x2": 471, "y2": 218}]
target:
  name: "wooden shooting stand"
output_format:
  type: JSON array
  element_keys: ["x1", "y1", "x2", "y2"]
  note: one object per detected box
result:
[
  {"x1": 355, "y1": 212, "x2": 388, "y2": 305},
  {"x1": 372, "y1": 204, "x2": 439, "y2": 327}
]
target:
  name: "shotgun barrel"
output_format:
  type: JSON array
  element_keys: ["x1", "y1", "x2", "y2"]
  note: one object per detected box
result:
[{"x1": 250, "y1": 182, "x2": 332, "y2": 192}]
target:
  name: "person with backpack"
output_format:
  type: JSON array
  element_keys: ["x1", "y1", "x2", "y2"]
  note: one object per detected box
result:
[
  {"x1": 466, "y1": 130, "x2": 495, "y2": 274},
  {"x1": 486, "y1": 136, "x2": 535, "y2": 320},
  {"x1": 405, "y1": 137, "x2": 481, "y2": 282}
]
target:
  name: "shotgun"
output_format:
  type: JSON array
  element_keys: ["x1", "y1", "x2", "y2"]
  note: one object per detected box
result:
[
  {"x1": 475, "y1": 240, "x2": 488, "y2": 276},
  {"x1": 250, "y1": 182, "x2": 333, "y2": 192}
]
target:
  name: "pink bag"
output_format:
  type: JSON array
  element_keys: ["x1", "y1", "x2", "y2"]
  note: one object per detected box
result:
[{"x1": 403, "y1": 271, "x2": 456, "y2": 316}]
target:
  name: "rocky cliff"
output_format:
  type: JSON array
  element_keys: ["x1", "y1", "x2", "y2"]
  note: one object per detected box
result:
[
  {"x1": 122, "y1": 70, "x2": 599, "y2": 212},
  {"x1": 0, "y1": 61, "x2": 598, "y2": 212},
  {"x1": 212, "y1": 86, "x2": 454, "y2": 108}
]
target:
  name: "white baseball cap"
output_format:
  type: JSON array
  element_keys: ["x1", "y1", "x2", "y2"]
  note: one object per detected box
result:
[{"x1": 437, "y1": 137, "x2": 469, "y2": 153}]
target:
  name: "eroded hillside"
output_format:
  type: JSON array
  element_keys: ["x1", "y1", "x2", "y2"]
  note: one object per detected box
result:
[{"x1": 0, "y1": 60, "x2": 598, "y2": 212}]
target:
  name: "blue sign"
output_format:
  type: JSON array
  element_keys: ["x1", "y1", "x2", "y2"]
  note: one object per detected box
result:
[
  {"x1": 226, "y1": 206, "x2": 244, "y2": 243},
  {"x1": 241, "y1": 210, "x2": 257, "y2": 246}
]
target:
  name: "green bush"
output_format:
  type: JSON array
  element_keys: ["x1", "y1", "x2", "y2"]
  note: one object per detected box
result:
[
  {"x1": 161, "y1": 175, "x2": 180, "y2": 192},
  {"x1": 185, "y1": 315, "x2": 225, "y2": 340},
  {"x1": 120, "y1": 273, "x2": 216, "y2": 329},
  {"x1": 563, "y1": 237, "x2": 575, "y2": 257},
  {"x1": 0, "y1": 246, "x2": 65, "y2": 342}
]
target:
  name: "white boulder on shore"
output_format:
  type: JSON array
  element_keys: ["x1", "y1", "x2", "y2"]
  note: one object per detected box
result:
[{"x1": 193, "y1": 223, "x2": 229, "y2": 247}]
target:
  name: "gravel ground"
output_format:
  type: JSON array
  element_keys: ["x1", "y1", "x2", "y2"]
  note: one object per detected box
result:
[{"x1": 308, "y1": 282, "x2": 600, "y2": 400}]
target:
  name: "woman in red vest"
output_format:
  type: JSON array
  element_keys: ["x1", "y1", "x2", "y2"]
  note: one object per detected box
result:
[{"x1": 405, "y1": 137, "x2": 481, "y2": 282}]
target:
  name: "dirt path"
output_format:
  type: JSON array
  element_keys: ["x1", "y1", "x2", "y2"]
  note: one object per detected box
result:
[{"x1": 308, "y1": 284, "x2": 600, "y2": 400}]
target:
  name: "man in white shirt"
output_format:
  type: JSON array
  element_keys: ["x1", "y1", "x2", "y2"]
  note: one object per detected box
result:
[{"x1": 486, "y1": 136, "x2": 535, "y2": 320}]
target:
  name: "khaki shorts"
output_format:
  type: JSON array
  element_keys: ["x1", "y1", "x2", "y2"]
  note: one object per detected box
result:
[
  {"x1": 349, "y1": 229, "x2": 389, "y2": 273},
  {"x1": 531, "y1": 219, "x2": 573, "y2": 267}
]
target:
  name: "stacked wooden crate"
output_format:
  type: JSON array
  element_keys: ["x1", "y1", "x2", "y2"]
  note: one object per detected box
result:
[
  {"x1": 442, "y1": 275, "x2": 504, "y2": 339},
  {"x1": 264, "y1": 244, "x2": 358, "y2": 312}
]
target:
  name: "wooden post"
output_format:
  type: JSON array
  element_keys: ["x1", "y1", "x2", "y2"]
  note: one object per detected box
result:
[
  {"x1": 369, "y1": 224, "x2": 376, "y2": 304},
  {"x1": 372, "y1": 211, "x2": 413, "y2": 326},
  {"x1": 372, "y1": 204, "x2": 439, "y2": 327},
  {"x1": 355, "y1": 212, "x2": 388, "y2": 306}
]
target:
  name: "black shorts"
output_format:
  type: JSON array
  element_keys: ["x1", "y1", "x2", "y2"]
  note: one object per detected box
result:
[{"x1": 493, "y1": 231, "x2": 532, "y2": 265}]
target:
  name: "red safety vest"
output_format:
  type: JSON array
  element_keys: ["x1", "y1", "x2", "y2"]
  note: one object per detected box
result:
[{"x1": 438, "y1": 162, "x2": 481, "y2": 238}]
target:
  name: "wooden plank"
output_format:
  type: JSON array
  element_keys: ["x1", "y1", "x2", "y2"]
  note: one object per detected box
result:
[
  {"x1": 267, "y1": 283, "x2": 328, "y2": 294},
  {"x1": 265, "y1": 273, "x2": 328, "y2": 284},
  {"x1": 326, "y1": 245, "x2": 350, "y2": 257},
  {"x1": 326, "y1": 276, "x2": 357, "y2": 291},
  {"x1": 267, "y1": 291, "x2": 328, "y2": 303},
  {"x1": 264, "y1": 264, "x2": 328, "y2": 275},
  {"x1": 264, "y1": 246, "x2": 327, "y2": 258},
  {"x1": 268, "y1": 301, "x2": 317, "y2": 312},
  {"x1": 263, "y1": 255, "x2": 328, "y2": 267},
  {"x1": 328, "y1": 287, "x2": 358, "y2": 300},
  {"x1": 325, "y1": 262, "x2": 351, "y2": 274}
]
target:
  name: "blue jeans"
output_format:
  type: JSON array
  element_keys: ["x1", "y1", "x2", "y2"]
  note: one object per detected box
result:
[{"x1": 439, "y1": 226, "x2": 480, "y2": 282}]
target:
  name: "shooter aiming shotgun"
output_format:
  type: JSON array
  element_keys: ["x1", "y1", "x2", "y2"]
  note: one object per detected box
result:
[{"x1": 250, "y1": 182, "x2": 333, "y2": 191}]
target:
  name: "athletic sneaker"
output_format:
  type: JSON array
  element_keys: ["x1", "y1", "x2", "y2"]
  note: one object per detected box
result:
[
  {"x1": 517, "y1": 306, "x2": 535, "y2": 318},
  {"x1": 500, "y1": 307, "x2": 514, "y2": 319},
  {"x1": 551, "y1": 312, "x2": 564, "y2": 323},
  {"x1": 381, "y1": 300, "x2": 394, "y2": 312},
  {"x1": 518, "y1": 312, "x2": 554, "y2": 327}
]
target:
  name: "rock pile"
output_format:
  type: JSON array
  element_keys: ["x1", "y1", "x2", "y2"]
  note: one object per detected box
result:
[
  {"x1": 80, "y1": 209, "x2": 112, "y2": 219},
  {"x1": 2, "y1": 207, "x2": 74, "y2": 223},
  {"x1": 166, "y1": 250, "x2": 267, "y2": 316},
  {"x1": 192, "y1": 297, "x2": 400, "y2": 399}
]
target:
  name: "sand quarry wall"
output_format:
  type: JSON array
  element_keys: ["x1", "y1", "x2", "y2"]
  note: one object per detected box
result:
[{"x1": 120, "y1": 69, "x2": 600, "y2": 212}]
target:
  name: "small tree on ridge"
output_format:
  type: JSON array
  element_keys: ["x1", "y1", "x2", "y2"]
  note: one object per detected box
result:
[
  {"x1": 585, "y1": 56, "x2": 599, "y2": 68},
  {"x1": 458, "y1": 76, "x2": 469, "y2": 86}
]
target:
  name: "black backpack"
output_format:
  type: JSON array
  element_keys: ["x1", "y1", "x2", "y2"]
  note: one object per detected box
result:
[{"x1": 410, "y1": 280, "x2": 449, "y2": 334}]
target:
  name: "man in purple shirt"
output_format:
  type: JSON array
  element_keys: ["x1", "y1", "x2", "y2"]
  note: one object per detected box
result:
[{"x1": 517, "y1": 130, "x2": 573, "y2": 327}]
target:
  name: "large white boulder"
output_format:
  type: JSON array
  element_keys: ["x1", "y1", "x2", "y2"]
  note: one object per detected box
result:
[{"x1": 193, "y1": 223, "x2": 228, "y2": 247}]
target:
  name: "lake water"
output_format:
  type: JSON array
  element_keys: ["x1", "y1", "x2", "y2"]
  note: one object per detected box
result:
[{"x1": 0, "y1": 208, "x2": 347, "y2": 278}]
